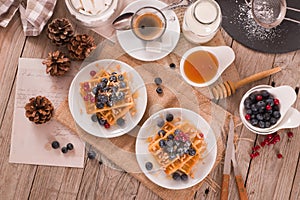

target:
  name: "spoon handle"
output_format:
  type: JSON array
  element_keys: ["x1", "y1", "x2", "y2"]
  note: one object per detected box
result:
[
  {"x1": 161, "y1": 0, "x2": 194, "y2": 11},
  {"x1": 235, "y1": 67, "x2": 281, "y2": 89}
]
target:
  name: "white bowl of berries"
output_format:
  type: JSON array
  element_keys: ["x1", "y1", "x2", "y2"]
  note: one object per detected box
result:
[{"x1": 239, "y1": 85, "x2": 297, "y2": 134}]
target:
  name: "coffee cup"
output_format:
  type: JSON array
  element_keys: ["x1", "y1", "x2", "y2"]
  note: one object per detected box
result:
[{"x1": 131, "y1": 6, "x2": 167, "y2": 41}]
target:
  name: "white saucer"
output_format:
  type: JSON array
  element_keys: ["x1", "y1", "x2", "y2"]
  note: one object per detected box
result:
[{"x1": 116, "y1": 0, "x2": 180, "y2": 61}]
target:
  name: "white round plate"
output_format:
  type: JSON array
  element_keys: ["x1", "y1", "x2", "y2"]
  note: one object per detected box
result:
[
  {"x1": 68, "y1": 59, "x2": 147, "y2": 138},
  {"x1": 116, "y1": 0, "x2": 180, "y2": 61},
  {"x1": 135, "y1": 108, "x2": 217, "y2": 190}
]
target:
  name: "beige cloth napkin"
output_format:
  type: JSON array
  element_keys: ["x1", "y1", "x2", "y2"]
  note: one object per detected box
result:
[{"x1": 0, "y1": 0, "x2": 56, "y2": 36}]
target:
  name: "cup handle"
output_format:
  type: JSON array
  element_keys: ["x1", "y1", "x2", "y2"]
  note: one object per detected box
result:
[{"x1": 244, "y1": 0, "x2": 252, "y2": 6}]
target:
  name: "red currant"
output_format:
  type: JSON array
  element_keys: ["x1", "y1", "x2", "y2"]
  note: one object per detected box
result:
[
  {"x1": 287, "y1": 131, "x2": 294, "y2": 138},
  {"x1": 260, "y1": 141, "x2": 266, "y2": 147},
  {"x1": 277, "y1": 153, "x2": 283, "y2": 159},
  {"x1": 245, "y1": 114, "x2": 251, "y2": 121},
  {"x1": 104, "y1": 123, "x2": 110, "y2": 129},
  {"x1": 252, "y1": 145, "x2": 260, "y2": 151},
  {"x1": 273, "y1": 98, "x2": 280, "y2": 105},
  {"x1": 90, "y1": 70, "x2": 96, "y2": 77},
  {"x1": 266, "y1": 104, "x2": 272, "y2": 111},
  {"x1": 256, "y1": 95, "x2": 263, "y2": 101}
]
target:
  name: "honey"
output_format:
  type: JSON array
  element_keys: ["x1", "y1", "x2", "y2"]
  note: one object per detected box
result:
[{"x1": 183, "y1": 50, "x2": 219, "y2": 84}]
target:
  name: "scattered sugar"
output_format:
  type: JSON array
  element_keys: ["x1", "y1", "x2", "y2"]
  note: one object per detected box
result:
[{"x1": 232, "y1": 3, "x2": 283, "y2": 41}]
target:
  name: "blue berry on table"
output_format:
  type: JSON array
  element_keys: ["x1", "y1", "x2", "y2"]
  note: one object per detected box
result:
[
  {"x1": 180, "y1": 173, "x2": 188, "y2": 181},
  {"x1": 51, "y1": 141, "x2": 60, "y2": 149},
  {"x1": 87, "y1": 150, "x2": 96, "y2": 159},
  {"x1": 61, "y1": 146, "x2": 68, "y2": 153},
  {"x1": 172, "y1": 172, "x2": 181, "y2": 181},
  {"x1": 166, "y1": 113, "x2": 174, "y2": 122},
  {"x1": 97, "y1": 118, "x2": 107, "y2": 126},
  {"x1": 169, "y1": 63, "x2": 176, "y2": 69},
  {"x1": 156, "y1": 87, "x2": 163, "y2": 94},
  {"x1": 118, "y1": 74, "x2": 124, "y2": 81},
  {"x1": 101, "y1": 77, "x2": 108, "y2": 84},
  {"x1": 154, "y1": 77, "x2": 162, "y2": 85},
  {"x1": 109, "y1": 75, "x2": 117, "y2": 82},
  {"x1": 145, "y1": 162, "x2": 153, "y2": 171},
  {"x1": 167, "y1": 134, "x2": 174, "y2": 140},
  {"x1": 67, "y1": 143, "x2": 74, "y2": 150},
  {"x1": 188, "y1": 148, "x2": 196, "y2": 156}
]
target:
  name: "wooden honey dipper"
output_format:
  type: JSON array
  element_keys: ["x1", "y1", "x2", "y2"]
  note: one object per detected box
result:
[{"x1": 211, "y1": 67, "x2": 282, "y2": 100}]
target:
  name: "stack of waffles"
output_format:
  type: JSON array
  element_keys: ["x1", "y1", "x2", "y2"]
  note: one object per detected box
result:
[
  {"x1": 148, "y1": 120, "x2": 206, "y2": 178},
  {"x1": 79, "y1": 68, "x2": 136, "y2": 125}
]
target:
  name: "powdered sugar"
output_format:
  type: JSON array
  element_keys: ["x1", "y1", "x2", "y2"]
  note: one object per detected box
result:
[{"x1": 233, "y1": 3, "x2": 283, "y2": 41}]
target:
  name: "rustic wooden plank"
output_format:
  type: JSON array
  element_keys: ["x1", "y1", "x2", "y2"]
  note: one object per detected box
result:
[
  {"x1": 0, "y1": 83, "x2": 37, "y2": 200},
  {"x1": 0, "y1": 13, "x2": 26, "y2": 125},
  {"x1": 290, "y1": 154, "x2": 300, "y2": 200},
  {"x1": 245, "y1": 49, "x2": 300, "y2": 200}
]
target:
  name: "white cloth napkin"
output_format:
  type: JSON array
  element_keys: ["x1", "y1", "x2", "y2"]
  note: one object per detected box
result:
[{"x1": 0, "y1": 0, "x2": 57, "y2": 36}]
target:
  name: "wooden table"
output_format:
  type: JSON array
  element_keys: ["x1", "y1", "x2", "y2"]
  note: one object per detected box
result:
[{"x1": 0, "y1": 0, "x2": 299, "y2": 199}]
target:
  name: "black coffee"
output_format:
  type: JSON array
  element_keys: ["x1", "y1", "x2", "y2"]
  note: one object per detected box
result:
[{"x1": 133, "y1": 13, "x2": 164, "y2": 41}]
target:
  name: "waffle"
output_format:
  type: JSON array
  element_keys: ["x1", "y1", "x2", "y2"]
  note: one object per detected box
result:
[
  {"x1": 148, "y1": 120, "x2": 206, "y2": 178},
  {"x1": 79, "y1": 67, "x2": 136, "y2": 125}
]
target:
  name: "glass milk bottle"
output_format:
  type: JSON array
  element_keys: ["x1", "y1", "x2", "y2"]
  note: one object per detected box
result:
[{"x1": 182, "y1": 0, "x2": 222, "y2": 44}]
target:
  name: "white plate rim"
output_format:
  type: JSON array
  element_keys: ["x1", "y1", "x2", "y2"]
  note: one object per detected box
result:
[
  {"x1": 68, "y1": 59, "x2": 147, "y2": 138},
  {"x1": 135, "y1": 107, "x2": 217, "y2": 190},
  {"x1": 116, "y1": 0, "x2": 181, "y2": 62}
]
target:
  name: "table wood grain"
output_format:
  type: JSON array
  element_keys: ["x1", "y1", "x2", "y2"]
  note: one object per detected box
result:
[{"x1": 0, "y1": 0, "x2": 299, "y2": 199}]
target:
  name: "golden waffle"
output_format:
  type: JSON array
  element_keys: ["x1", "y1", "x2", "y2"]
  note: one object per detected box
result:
[
  {"x1": 148, "y1": 121, "x2": 206, "y2": 178},
  {"x1": 79, "y1": 68, "x2": 136, "y2": 125}
]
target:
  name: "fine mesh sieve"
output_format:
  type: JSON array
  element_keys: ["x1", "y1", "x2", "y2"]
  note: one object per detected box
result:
[{"x1": 245, "y1": 0, "x2": 300, "y2": 28}]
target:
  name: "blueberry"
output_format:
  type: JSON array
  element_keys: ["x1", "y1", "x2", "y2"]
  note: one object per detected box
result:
[
  {"x1": 97, "y1": 118, "x2": 107, "y2": 126},
  {"x1": 249, "y1": 92, "x2": 257, "y2": 101},
  {"x1": 251, "y1": 114, "x2": 256, "y2": 119},
  {"x1": 61, "y1": 147, "x2": 68, "y2": 153},
  {"x1": 96, "y1": 102, "x2": 104, "y2": 109},
  {"x1": 261, "y1": 90, "x2": 270, "y2": 98},
  {"x1": 106, "y1": 101, "x2": 113, "y2": 107},
  {"x1": 166, "y1": 140, "x2": 174, "y2": 147},
  {"x1": 167, "y1": 134, "x2": 174, "y2": 140},
  {"x1": 273, "y1": 105, "x2": 280, "y2": 111},
  {"x1": 118, "y1": 74, "x2": 124, "y2": 81},
  {"x1": 174, "y1": 129, "x2": 181, "y2": 135},
  {"x1": 51, "y1": 141, "x2": 60, "y2": 149},
  {"x1": 159, "y1": 139, "x2": 166, "y2": 148},
  {"x1": 172, "y1": 172, "x2": 181, "y2": 181},
  {"x1": 176, "y1": 148, "x2": 184, "y2": 156},
  {"x1": 97, "y1": 82, "x2": 106, "y2": 90},
  {"x1": 111, "y1": 72, "x2": 117, "y2": 75},
  {"x1": 266, "y1": 98, "x2": 274, "y2": 106},
  {"x1": 98, "y1": 95, "x2": 108, "y2": 104},
  {"x1": 188, "y1": 148, "x2": 196, "y2": 156},
  {"x1": 169, "y1": 153, "x2": 176, "y2": 160},
  {"x1": 265, "y1": 121, "x2": 271, "y2": 128},
  {"x1": 267, "y1": 109, "x2": 273, "y2": 114},
  {"x1": 118, "y1": 92, "x2": 125, "y2": 100},
  {"x1": 156, "y1": 87, "x2": 163, "y2": 94},
  {"x1": 244, "y1": 97, "x2": 252, "y2": 109},
  {"x1": 273, "y1": 111, "x2": 281, "y2": 119},
  {"x1": 246, "y1": 109, "x2": 252, "y2": 115},
  {"x1": 112, "y1": 86, "x2": 119, "y2": 93},
  {"x1": 92, "y1": 87, "x2": 98, "y2": 95},
  {"x1": 87, "y1": 150, "x2": 96, "y2": 159},
  {"x1": 256, "y1": 114, "x2": 264, "y2": 121},
  {"x1": 257, "y1": 101, "x2": 266, "y2": 108},
  {"x1": 154, "y1": 77, "x2": 162, "y2": 85},
  {"x1": 145, "y1": 162, "x2": 153, "y2": 170},
  {"x1": 157, "y1": 118, "x2": 165, "y2": 127},
  {"x1": 116, "y1": 118, "x2": 125, "y2": 126},
  {"x1": 101, "y1": 78, "x2": 108, "y2": 84},
  {"x1": 158, "y1": 130, "x2": 166, "y2": 137},
  {"x1": 250, "y1": 118, "x2": 258, "y2": 126},
  {"x1": 66, "y1": 143, "x2": 74, "y2": 150},
  {"x1": 258, "y1": 107, "x2": 265, "y2": 113},
  {"x1": 270, "y1": 117, "x2": 277, "y2": 125},
  {"x1": 180, "y1": 173, "x2": 188, "y2": 181},
  {"x1": 263, "y1": 113, "x2": 271, "y2": 121},
  {"x1": 258, "y1": 121, "x2": 265, "y2": 128},
  {"x1": 251, "y1": 104, "x2": 258, "y2": 112},
  {"x1": 166, "y1": 113, "x2": 174, "y2": 122},
  {"x1": 119, "y1": 81, "x2": 126, "y2": 88},
  {"x1": 109, "y1": 75, "x2": 117, "y2": 82}
]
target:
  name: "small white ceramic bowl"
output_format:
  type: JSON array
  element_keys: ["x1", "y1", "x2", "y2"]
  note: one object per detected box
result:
[
  {"x1": 239, "y1": 85, "x2": 297, "y2": 134},
  {"x1": 179, "y1": 46, "x2": 235, "y2": 87}
]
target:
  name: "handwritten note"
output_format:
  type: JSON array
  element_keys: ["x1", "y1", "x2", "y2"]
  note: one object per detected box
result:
[{"x1": 9, "y1": 58, "x2": 85, "y2": 168}]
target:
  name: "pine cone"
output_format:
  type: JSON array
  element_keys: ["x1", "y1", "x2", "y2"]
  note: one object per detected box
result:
[
  {"x1": 67, "y1": 34, "x2": 96, "y2": 60},
  {"x1": 42, "y1": 50, "x2": 71, "y2": 76},
  {"x1": 47, "y1": 18, "x2": 74, "y2": 46},
  {"x1": 24, "y1": 96, "x2": 54, "y2": 124}
]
